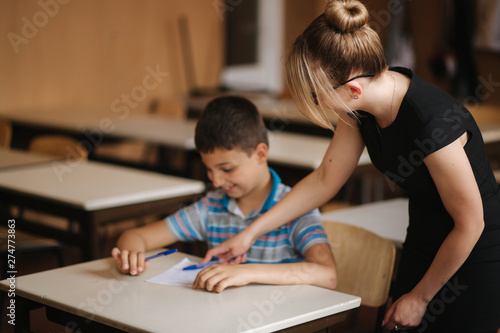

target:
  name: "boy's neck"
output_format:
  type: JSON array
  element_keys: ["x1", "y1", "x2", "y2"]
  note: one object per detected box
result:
[{"x1": 237, "y1": 168, "x2": 273, "y2": 216}]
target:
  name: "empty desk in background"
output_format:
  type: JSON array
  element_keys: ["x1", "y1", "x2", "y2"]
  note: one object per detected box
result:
[
  {"x1": 5, "y1": 106, "x2": 497, "y2": 170},
  {"x1": 187, "y1": 95, "x2": 338, "y2": 125},
  {"x1": 107, "y1": 115, "x2": 372, "y2": 170},
  {"x1": 0, "y1": 161, "x2": 205, "y2": 259},
  {"x1": 0, "y1": 252, "x2": 360, "y2": 333},
  {"x1": 105, "y1": 116, "x2": 379, "y2": 201},
  {"x1": 187, "y1": 95, "x2": 340, "y2": 136},
  {"x1": 268, "y1": 130, "x2": 371, "y2": 170},
  {"x1": 322, "y1": 198, "x2": 409, "y2": 248},
  {"x1": 106, "y1": 115, "x2": 197, "y2": 149},
  {"x1": 0, "y1": 148, "x2": 62, "y2": 169},
  {"x1": 2, "y1": 103, "x2": 499, "y2": 148},
  {"x1": 0, "y1": 106, "x2": 107, "y2": 150}
]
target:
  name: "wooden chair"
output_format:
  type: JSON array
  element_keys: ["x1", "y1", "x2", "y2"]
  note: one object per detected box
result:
[
  {"x1": 322, "y1": 221, "x2": 396, "y2": 333},
  {"x1": 0, "y1": 119, "x2": 12, "y2": 148},
  {"x1": 29, "y1": 134, "x2": 87, "y2": 160}
]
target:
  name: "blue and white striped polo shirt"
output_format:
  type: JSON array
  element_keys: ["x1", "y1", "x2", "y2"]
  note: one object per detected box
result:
[{"x1": 165, "y1": 168, "x2": 328, "y2": 263}]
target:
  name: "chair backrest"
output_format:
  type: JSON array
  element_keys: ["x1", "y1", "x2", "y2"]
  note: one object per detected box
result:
[
  {"x1": 494, "y1": 169, "x2": 500, "y2": 184},
  {"x1": 0, "y1": 119, "x2": 12, "y2": 148},
  {"x1": 29, "y1": 134, "x2": 88, "y2": 160},
  {"x1": 322, "y1": 221, "x2": 395, "y2": 308}
]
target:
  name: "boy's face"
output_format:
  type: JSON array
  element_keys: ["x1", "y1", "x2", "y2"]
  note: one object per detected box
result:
[{"x1": 200, "y1": 144, "x2": 267, "y2": 199}]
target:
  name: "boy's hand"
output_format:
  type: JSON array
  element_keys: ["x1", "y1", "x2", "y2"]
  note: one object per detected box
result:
[
  {"x1": 192, "y1": 264, "x2": 251, "y2": 293},
  {"x1": 111, "y1": 247, "x2": 149, "y2": 276}
]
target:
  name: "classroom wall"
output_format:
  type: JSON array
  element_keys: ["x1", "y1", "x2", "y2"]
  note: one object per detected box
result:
[
  {"x1": 0, "y1": 0, "x2": 224, "y2": 115},
  {"x1": 1, "y1": 0, "x2": 498, "y2": 118}
]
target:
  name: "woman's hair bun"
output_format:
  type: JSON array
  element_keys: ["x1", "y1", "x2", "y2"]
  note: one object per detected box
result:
[{"x1": 325, "y1": 0, "x2": 369, "y2": 33}]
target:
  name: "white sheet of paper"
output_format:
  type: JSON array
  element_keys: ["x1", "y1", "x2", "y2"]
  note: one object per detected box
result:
[{"x1": 146, "y1": 257, "x2": 202, "y2": 286}]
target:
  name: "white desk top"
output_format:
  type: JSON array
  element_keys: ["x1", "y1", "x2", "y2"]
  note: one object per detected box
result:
[
  {"x1": 186, "y1": 94, "x2": 339, "y2": 125},
  {"x1": 322, "y1": 198, "x2": 409, "y2": 248},
  {"x1": 106, "y1": 115, "x2": 371, "y2": 170},
  {"x1": 110, "y1": 115, "x2": 197, "y2": 149},
  {"x1": 3, "y1": 106, "x2": 494, "y2": 171},
  {"x1": 269, "y1": 131, "x2": 371, "y2": 169},
  {"x1": 0, "y1": 148, "x2": 61, "y2": 169},
  {"x1": 268, "y1": 131, "x2": 330, "y2": 169},
  {"x1": 0, "y1": 105, "x2": 369, "y2": 171},
  {"x1": 0, "y1": 106, "x2": 104, "y2": 131},
  {"x1": 2, "y1": 103, "x2": 498, "y2": 145},
  {"x1": 0, "y1": 160, "x2": 205, "y2": 211},
  {"x1": 0, "y1": 253, "x2": 361, "y2": 333}
]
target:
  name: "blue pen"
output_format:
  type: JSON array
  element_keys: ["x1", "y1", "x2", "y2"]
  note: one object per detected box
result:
[
  {"x1": 182, "y1": 260, "x2": 219, "y2": 270},
  {"x1": 145, "y1": 249, "x2": 178, "y2": 261}
]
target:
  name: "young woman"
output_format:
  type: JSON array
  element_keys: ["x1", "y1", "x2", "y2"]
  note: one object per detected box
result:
[{"x1": 202, "y1": 1, "x2": 500, "y2": 332}]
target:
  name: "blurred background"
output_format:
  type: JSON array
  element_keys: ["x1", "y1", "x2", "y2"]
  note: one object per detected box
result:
[
  {"x1": 1, "y1": 1, "x2": 499, "y2": 332},
  {"x1": 1, "y1": 0, "x2": 499, "y2": 113}
]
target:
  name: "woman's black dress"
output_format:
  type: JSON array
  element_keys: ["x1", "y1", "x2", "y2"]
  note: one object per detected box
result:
[{"x1": 357, "y1": 67, "x2": 500, "y2": 332}]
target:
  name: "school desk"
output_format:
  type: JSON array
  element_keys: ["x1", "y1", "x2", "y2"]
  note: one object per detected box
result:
[
  {"x1": 0, "y1": 251, "x2": 361, "y2": 333},
  {"x1": 2, "y1": 103, "x2": 500, "y2": 146},
  {"x1": 186, "y1": 94, "x2": 339, "y2": 125},
  {"x1": 0, "y1": 106, "x2": 104, "y2": 150},
  {"x1": 108, "y1": 114, "x2": 197, "y2": 149},
  {"x1": 106, "y1": 114, "x2": 322, "y2": 163},
  {"x1": 105, "y1": 116, "x2": 381, "y2": 203},
  {"x1": 322, "y1": 198, "x2": 409, "y2": 248},
  {"x1": 2, "y1": 105, "x2": 499, "y2": 169},
  {"x1": 267, "y1": 131, "x2": 371, "y2": 170},
  {"x1": 107, "y1": 115, "x2": 372, "y2": 170},
  {"x1": 0, "y1": 107, "x2": 372, "y2": 189},
  {"x1": 0, "y1": 160, "x2": 205, "y2": 259},
  {"x1": 0, "y1": 148, "x2": 61, "y2": 169}
]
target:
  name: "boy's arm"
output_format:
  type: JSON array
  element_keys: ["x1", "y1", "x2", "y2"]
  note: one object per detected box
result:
[
  {"x1": 111, "y1": 220, "x2": 178, "y2": 275},
  {"x1": 192, "y1": 242, "x2": 337, "y2": 293}
]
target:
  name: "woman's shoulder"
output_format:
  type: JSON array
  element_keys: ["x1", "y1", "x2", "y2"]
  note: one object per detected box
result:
[{"x1": 399, "y1": 69, "x2": 471, "y2": 125}]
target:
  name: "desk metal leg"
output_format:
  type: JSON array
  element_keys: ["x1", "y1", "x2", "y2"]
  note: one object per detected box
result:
[
  {"x1": 14, "y1": 297, "x2": 39, "y2": 333},
  {"x1": 79, "y1": 214, "x2": 99, "y2": 261}
]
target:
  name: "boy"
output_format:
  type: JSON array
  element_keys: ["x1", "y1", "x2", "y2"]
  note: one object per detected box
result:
[{"x1": 111, "y1": 96, "x2": 337, "y2": 293}]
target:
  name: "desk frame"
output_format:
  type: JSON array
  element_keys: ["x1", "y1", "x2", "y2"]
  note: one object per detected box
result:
[{"x1": 27, "y1": 302, "x2": 347, "y2": 333}]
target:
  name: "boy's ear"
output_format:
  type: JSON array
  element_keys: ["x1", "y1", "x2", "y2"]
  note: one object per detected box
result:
[{"x1": 254, "y1": 142, "x2": 268, "y2": 163}]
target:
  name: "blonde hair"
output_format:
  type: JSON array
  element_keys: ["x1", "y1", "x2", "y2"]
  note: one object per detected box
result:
[{"x1": 286, "y1": 0, "x2": 387, "y2": 130}]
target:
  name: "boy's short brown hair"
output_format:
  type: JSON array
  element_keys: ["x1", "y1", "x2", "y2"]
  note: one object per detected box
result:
[{"x1": 195, "y1": 96, "x2": 268, "y2": 155}]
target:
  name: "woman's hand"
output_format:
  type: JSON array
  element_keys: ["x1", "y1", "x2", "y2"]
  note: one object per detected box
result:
[
  {"x1": 383, "y1": 292, "x2": 428, "y2": 331},
  {"x1": 111, "y1": 247, "x2": 149, "y2": 276},
  {"x1": 200, "y1": 230, "x2": 255, "y2": 263},
  {"x1": 192, "y1": 264, "x2": 252, "y2": 293}
]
